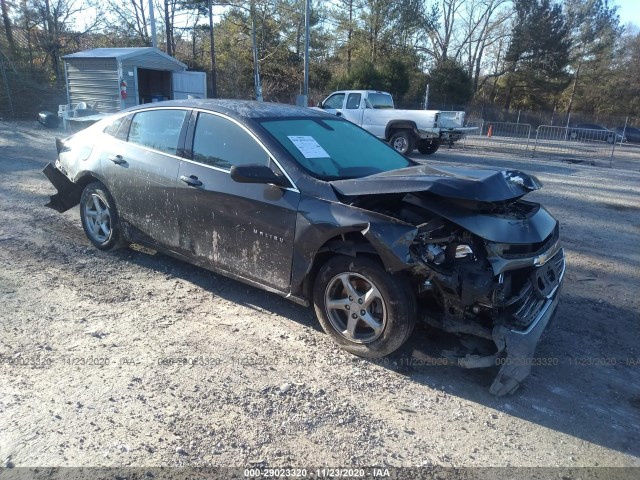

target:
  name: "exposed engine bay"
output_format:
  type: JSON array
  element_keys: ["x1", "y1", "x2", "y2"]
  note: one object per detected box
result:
[{"x1": 347, "y1": 188, "x2": 565, "y2": 396}]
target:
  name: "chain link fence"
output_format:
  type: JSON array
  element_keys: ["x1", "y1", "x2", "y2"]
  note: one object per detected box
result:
[{"x1": 0, "y1": 51, "x2": 66, "y2": 121}]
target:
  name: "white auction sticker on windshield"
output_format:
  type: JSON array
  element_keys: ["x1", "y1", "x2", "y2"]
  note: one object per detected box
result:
[{"x1": 287, "y1": 136, "x2": 330, "y2": 159}]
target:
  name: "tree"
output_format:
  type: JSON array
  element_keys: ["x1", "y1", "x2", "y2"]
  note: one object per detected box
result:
[
  {"x1": 427, "y1": 58, "x2": 473, "y2": 107},
  {"x1": 562, "y1": 0, "x2": 621, "y2": 116},
  {"x1": 423, "y1": 0, "x2": 461, "y2": 63},
  {"x1": 104, "y1": 0, "x2": 151, "y2": 45},
  {"x1": 1, "y1": 0, "x2": 16, "y2": 55},
  {"x1": 501, "y1": 0, "x2": 571, "y2": 110},
  {"x1": 455, "y1": 0, "x2": 512, "y2": 92},
  {"x1": 25, "y1": 0, "x2": 102, "y2": 87}
]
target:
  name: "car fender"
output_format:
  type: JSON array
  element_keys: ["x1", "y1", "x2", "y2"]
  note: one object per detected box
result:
[{"x1": 290, "y1": 197, "x2": 418, "y2": 297}]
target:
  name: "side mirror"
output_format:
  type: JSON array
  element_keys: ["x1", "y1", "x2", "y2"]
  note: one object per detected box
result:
[
  {"x1": 317, "y1": 101, "x2": 324, "y2": 108},
  {"x1": 230, "y1": 164, "x2": 289, "y2": 188}
]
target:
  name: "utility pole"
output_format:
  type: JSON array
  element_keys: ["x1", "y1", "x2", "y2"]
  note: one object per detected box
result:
[
  {"x1": 250, "y1": 0, "x2": 262, "y2": 102},
  {"x1": 424, "y1": 84, "x2": 429, "y2": 110},
  {"x1": 208, "y1": 0, "x2": 217, "y2": 98},
  {"x1": 148, "y1": 0, "x2": 157, "y2": 48},
  {"x1": 302, "y1": 0, "x2": 310, "y2": 106}
]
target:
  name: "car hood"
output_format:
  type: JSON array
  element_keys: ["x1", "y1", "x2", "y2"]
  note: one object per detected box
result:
[{"x1": 330, "y1": 164, "x2": 542, "y2": 202}]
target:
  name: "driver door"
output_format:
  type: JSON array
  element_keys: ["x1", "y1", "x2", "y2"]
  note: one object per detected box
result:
[
  {"x1": 320, "y1": 92, "x2": 345, "y2": 117},
  {"x1": 176, "y1": 111, "x2": 300, "y2": 291}
]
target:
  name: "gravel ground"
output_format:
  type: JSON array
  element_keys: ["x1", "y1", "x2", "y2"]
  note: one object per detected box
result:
[{"x1": 0, "y1": 121, "x2": 639, "y2": 471}]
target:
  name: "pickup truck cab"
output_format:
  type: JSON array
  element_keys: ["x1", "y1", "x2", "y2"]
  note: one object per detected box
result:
[{"x1": 317, "y1": 90, "x2": 475, "y2": 155}]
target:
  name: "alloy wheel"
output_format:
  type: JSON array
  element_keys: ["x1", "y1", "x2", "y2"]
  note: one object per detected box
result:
[
  {"x1": 324, "y1": 272, "x2": 387, "y2": 343},
  {"x1": 84, "y1": 194, "x2": 112, "y2": 244}
]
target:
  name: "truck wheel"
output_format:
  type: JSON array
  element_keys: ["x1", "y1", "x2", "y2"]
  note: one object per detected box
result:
[
  {"x1": 313, "y1": 255, "x2": 416, "y2": 358},
  {"x1": 417, "y1": 140, "x2": 440, "y2": 155},
  {"x1": 389, "y1": 130, "x2": 414, "y2": 155}
]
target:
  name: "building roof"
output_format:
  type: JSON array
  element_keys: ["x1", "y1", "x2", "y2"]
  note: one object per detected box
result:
[{"x1": 63, "y1": 47, "x2": 187, "y2": 69}]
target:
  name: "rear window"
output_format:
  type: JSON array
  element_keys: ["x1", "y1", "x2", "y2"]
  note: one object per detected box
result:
[{"x1": 367, "y1": 93, "x2": 394, "y2": 109}]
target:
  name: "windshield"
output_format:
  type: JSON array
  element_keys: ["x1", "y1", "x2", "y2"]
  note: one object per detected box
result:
[{"x1": 260, "y1": 118, "x2": 413, "y2": 180}]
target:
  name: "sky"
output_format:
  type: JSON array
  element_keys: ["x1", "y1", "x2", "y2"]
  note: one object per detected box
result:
[
  {"x1": 75, "y1": 0, "x2": 640, "y2": 35},
  {"x1": 615, "y1": 0, "x2": 640, "y2": 28}
]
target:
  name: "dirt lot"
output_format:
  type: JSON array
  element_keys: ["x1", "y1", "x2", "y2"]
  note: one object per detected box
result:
[{"x1": 1, "y1": 121, "x2": 639, "y2": 472}]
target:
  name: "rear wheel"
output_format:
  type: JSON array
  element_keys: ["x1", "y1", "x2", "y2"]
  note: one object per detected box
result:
[
  {"x1": 313, "y1": 256, "x2": 416, "y2": 358},
  {"x1": 417, "y1": 139, "x2": 440, "y2": 155},
  {"x1": 389, "y1": 130, "x2": 414, "y2": 155},
  {"x1": 80, "y1": 181, "x2": 123, "y2": 251}
]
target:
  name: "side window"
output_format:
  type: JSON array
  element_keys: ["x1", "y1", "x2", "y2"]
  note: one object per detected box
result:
[
  {"x1": 324, "y1": 93, "x2": 345, "y2": 110},
  {"x1": 128, "y1": 109, "x2": 187, "y2": 155},
  {"x1": 192, "y1": 113, "x2": 269, "y2": 169},
  {"x1": 346, "y1": 93, "x2": 361, "y2": 109},
  {"x1": 104, "y1": 116, "x2": 124, "y2": 137}
]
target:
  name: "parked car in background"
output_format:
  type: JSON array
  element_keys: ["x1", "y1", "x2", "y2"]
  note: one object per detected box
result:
[
  {"x1": 43, "y1": 99, "x2": 565, "y2": 396},
  {"x1": 567, "y1": 123, "x2": 623, "y2": 144},
  {"x1": 615, "y1": 126, "x2": 640, "y2": 143}
]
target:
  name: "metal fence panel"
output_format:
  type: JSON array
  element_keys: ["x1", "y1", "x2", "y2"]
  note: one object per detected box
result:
[
  {"x1": 533, "y1": 125, "x2": 615, "y2": 161},
  {"x1": 462, "y1": 121, "x2": 532, "y2": 153}
]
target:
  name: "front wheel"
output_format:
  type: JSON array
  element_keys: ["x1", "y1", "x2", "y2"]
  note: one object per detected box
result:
[
  {"x1": 80, "y1": 181, "x2": 123, "y2": 251},
  {"x1": 389, "y1": 130, "x2": 414, "y2": 155},
  {"x1": 313, "y1": 256, "x2": 416, "y2": 358},
  {"x1": 417, "y1": 139, "x2": 440, "y2": 155}
]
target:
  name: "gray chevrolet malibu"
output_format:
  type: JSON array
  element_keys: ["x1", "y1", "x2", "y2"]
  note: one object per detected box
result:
[{"x1": 43, "y1": 100, "x2": 565, "y2": 395}]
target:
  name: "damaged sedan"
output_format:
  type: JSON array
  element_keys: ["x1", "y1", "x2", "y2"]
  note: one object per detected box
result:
[{"x1": 43, "y1": 100, "x2": 565, "y2": 395}]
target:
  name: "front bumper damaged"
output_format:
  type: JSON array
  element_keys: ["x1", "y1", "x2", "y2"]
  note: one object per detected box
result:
[
  {"x1": 489, "y1": 283, "x2": 562, "y2": 395},
  {"x1": 450, "y1": 248, "x2": 565, "y2": 396}
]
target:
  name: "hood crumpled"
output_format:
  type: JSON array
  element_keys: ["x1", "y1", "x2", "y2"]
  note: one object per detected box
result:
[{"x1": 331, "y1": 164, "x2": 542, "y2": 202}]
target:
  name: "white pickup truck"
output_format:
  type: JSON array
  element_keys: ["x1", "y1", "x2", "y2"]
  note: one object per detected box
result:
[{"x1": 316, "y1": 90, "x2": 475, "y2": 155}]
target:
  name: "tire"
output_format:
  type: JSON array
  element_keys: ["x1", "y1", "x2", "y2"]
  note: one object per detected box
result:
[
  {"x1": 313, "y1": 255, "x2": 416, "y2": 358},
  {"x1": 606, "y1": 134, "x2": 615, "y2": 144},
  {"x1": 417, "y1": 139, "x2": 440, "y2": 155},
  {"x1": 389, "y1": 130, "x2": 414, "y2": 155},
  {"x1": 79, "y1": 181, "x2": 123, "y2": 251}
]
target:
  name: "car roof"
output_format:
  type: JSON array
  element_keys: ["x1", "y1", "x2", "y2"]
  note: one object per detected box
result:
[{"x1": 129, "y1": 99, "x2": 330, "y2": 120}]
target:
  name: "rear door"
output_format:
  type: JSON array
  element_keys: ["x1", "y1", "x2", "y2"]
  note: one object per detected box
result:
[
  {"x1": 101, "y1": 108, "x2": 189, "y2": 248},
  {"x1": 176, "y1": 111, "x2": 299, "y2": 291},
  {"x1": 340, "y1": 92, "x2": 364, "y2": 126}
]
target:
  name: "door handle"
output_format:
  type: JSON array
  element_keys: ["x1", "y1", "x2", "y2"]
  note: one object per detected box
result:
[
  {"x1": 109, "y1": 155, "x2": 126, "y2": 165},
  {"x1": 180, "y1": 175, "x2": 203, "y2": 187}
]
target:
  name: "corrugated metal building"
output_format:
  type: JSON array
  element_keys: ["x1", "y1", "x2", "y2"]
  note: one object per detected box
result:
[{"x1": 63, "y1": 47, "x2": 206, "y2": 113}]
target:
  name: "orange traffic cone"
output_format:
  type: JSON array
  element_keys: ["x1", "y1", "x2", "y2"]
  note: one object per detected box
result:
[{"x1": 487, "y1": 125, "x2": 493, "y2": 137}]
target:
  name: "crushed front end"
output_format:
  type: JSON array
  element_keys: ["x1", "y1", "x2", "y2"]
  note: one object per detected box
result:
[{"x1": 406, "y1": 197, "x2": 565, "y2": 395}]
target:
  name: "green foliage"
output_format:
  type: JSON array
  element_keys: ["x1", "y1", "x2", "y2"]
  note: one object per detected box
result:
[
  {"x1": 427, "y1": 59, "x2": 473, "y2": 106},
  {"x1": 0, "y1": 0, "x2": 636, "y2": 119},
  {"x1": 327, "y1": 57, "x2": 416, "y2": 99},
  {"x1": 500, "y1": 0, "x2": 572, "y2": 109},
  {"x1": 560, "y1": 0, "x2": 623, "y2": 114}
]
